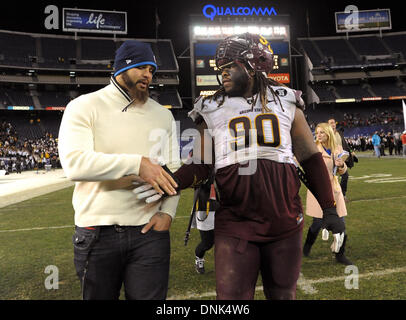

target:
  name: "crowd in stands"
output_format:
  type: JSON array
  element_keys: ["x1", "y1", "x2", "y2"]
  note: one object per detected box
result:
[
  {"x1": 338, "y1": 110, "x2": 403, "y2": 128},
  {"x1": 0, "y1": 120, "x2": 61, "y2": 174}
]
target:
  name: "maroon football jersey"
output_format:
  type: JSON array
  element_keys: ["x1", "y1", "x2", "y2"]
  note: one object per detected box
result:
[{"x1": 214, "y1": 159, "x2": 304, "y2": 242}]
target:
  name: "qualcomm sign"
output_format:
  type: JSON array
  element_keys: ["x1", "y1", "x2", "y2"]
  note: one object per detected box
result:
[{"x1": 203, "y1": 5, "x2": 277, "y2": 21}]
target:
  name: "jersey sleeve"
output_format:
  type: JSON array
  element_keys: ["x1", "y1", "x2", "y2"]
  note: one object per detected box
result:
[
  {"x1": 188, "y1": 95, "x2": 205, "y2": 123},
  {"x1": 273, "y1": 87, "x2": 305, "y2": 111}
]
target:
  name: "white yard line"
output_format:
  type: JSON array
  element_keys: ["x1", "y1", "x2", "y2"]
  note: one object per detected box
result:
[
  {"x1": 297, "y1": 272, "x2": 318, "y2": 294},
  {"x1": 347, "y1": 195, "x2": 406, "y2": 202},
  {"x1": 0, "y1": 193, "x2": 404, "y2": 233},
  {"x1": 0, "y1": 216, "x2": 192, "y2": 233},
  {"x1": 3, "y1": 193, "x2": 403, "y2": 233},
  {"x1": 167, "y1": 267, "x2": 406, "y2": 300},
  {"x1": 0, "y1": 225, "x2": 74, "y2": 233}
]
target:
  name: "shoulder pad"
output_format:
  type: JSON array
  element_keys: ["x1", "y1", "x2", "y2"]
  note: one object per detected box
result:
[{"x1": 271, "y1": 87, "x2": 305, "y2": 111}]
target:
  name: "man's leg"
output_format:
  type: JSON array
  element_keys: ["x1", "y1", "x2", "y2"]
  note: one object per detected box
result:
[
  {"x1": 73, "y1": 226, "x2": 124, "y2": 300},
  {"x1": 123, "y1": 227, "x2": 170, "y2": 300},
  {"x1": 214, "y1": 234, "x2": 261, "y2": 300},
  {"x1": 374, "y1": 146, "x2": 381, "y2": 158},
  {"x1": 260, "y1": 229, "x2": 303, "y2": 300}
]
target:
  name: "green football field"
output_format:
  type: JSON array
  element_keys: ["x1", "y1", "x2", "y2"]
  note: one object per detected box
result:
[{"x1": 0, "y1": 156, "x2": 405, "y2": 300}]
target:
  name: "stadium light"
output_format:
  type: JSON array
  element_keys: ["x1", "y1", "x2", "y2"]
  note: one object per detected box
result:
[{"x1": 192, "y1": 25, "x2": 287, "y2": 39}]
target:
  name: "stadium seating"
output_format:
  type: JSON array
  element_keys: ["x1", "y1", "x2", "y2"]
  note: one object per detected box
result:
[
  {"x1": 312, "y1": 38, "x2": 360, "y2": 67},
  {"x1": 0, "y1": 30, "x2": 178, "y2": 73},
  {"x1": 39, "y1": 37, "x2": 76, "y2": 68},
  {"x1": 0, "y1": 32, "x2": 36, "y2": 67},
  {"x1": 381, "y1": 33, "x2": 406, "y2": 59}
]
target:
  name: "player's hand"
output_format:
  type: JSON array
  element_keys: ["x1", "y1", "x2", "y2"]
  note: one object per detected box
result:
[
  {"x1": 138, "y1": 157, "x2": 178, "y2": 197},
  {"x1": 321, "y1": 228, "x2": 345, "y2": 253},
  {"x1": 141, "y1": 212, "x2": 172, "y2": 234},
  {"x1": 133, "y1": 183, "x2": 162, "y2": 203},
  {"x1": 322, "y1": 207, "x2": 345, "y2": 252},
  {"x1": 322, "y1": 207, "x2": 345, "y2": 234}
]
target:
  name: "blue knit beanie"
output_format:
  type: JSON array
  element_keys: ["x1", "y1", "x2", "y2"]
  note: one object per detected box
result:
[{"x1": 113, "y1": 40, "x2": 158, "y2": 77}]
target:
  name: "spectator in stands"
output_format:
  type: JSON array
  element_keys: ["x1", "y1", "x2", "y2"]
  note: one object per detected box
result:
[
  {"x1": 0, "y1": 119, "x2": 60, "y2": 174},
  {"x1": 402, "y1": 131, "x2": 406, "y2": 156},
  {"x1": 303, "y1": 123, "x2": 353, "y2": 265},
  {"x1": 58, "y1": 40, "x2": 181, "y2": 300},
  {"x1": 372, "y1": 131, "x2": 381, "y2": 158}
]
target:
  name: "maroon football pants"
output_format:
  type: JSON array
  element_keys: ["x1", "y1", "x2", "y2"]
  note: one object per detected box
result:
[{"x1": 214, "y1": 229, "x2": 302, "y2": 300}]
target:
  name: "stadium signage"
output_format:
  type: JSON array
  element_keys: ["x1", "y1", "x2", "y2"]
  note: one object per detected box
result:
[
  {"x1": 335, "y1": 8, "x2": 391, "y2": 33},
  {"x1": 63, "y1": 8, "x2": 127, "y2": 34},
  {"x1": 203, "y1": 5, "x2": 277, "y2": 21},
  {"x1": 336, "y1": 98, "x2": 356, "y2": 103},
  {"x1": 7, "y1": 106, "x2": 34, "y2": 110},
  {"x1": 45, "y1": 107, "x2": 66, "y2": 110},
  {"x1": 268, "y1": 73, "x2": 290, "y2": 84},
  {"x1": 389, "y1": 96, "x2": 406, "y2": 100}
]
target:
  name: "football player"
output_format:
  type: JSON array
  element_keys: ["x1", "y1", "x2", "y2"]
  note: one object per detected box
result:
[{"x1": 135, "y1": 33, "x2": 345, "y2": 300}]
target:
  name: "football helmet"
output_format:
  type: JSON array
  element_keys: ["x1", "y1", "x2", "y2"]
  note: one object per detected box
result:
[{"x1": 215, "y1": 33, "x2": 274, "y2": 73}]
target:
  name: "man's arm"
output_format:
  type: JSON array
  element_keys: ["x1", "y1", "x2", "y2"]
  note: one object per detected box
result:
[
  {"x1": 158, "y1": 113, "x2": 182, "y2": 220},
  {"x1": 58, "y1": 97, "x2": 177, "y2": 195}
]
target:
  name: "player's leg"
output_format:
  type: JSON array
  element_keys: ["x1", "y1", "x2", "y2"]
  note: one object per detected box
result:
[
  {"x1": 214, "y1": 234, "x2": 260, "y2": 300},
  {"x1": 260, "y1": 229, "x2": 303, "y2": 300},
  {"x1": 195, "y1": 229, "x2": 215, "y2": 274}
]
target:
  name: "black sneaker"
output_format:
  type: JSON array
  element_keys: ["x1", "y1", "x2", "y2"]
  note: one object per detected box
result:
[{"x1": 195, "y1": 256, "x2": 205, "y2": 274}]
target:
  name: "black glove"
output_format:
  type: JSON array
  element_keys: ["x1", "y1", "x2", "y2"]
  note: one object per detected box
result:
[{"x1": 322, "y1": 207, "x2": 345, "y2": 234}]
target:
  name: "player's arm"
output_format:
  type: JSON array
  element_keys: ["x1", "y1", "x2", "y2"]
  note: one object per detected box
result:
[
  {"x1": 174, "y1": 118, "x2": 214, "y2": 189},
  {"x1": 133, "y1": 118, "x2": 213, "y2": 202},
  {"x1": 291, "y1": 107, "x2": 345, "y2": 237}
]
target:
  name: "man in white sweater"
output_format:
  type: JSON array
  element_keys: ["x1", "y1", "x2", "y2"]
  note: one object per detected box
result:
[{"x1": 58, "y1": 40, "x2": 181, "y2": 300}]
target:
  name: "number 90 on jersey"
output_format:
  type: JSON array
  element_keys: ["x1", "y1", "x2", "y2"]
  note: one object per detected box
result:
[{"x1": 228, "y1": 113, "x2": 281, "y2": 151}]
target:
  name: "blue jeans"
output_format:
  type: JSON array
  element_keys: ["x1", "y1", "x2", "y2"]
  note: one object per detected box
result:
[
  {"x1": 73, "y1": 225, "x2": 170, "y2": 300},
  {"x1": 374, "y1": 145, "x2": 381, "y2": 157}
]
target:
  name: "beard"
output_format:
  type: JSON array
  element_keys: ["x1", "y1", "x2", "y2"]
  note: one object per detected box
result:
[
  {"x1": 121, "y1": 72, "x2": 149, "y2": 104},
  {"x1": 224, "y1": 67, "x2": 250, "y2": 97}
]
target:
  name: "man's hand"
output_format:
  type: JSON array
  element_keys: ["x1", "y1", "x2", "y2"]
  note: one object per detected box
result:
[
  {"x1": 141, "y1": 212, "x2": 172, "y2": 234},
  {"x1": 138, "y1": 157, "x2": 178, "y2": 197},
  {"x1": 134, "y1": 162, "x2": 180, "y2": 203}
]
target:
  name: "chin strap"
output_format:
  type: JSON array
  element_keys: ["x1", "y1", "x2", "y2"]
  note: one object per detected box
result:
[{"x1": 234, "y1": 60, "x2": 253, "y2": 80}]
